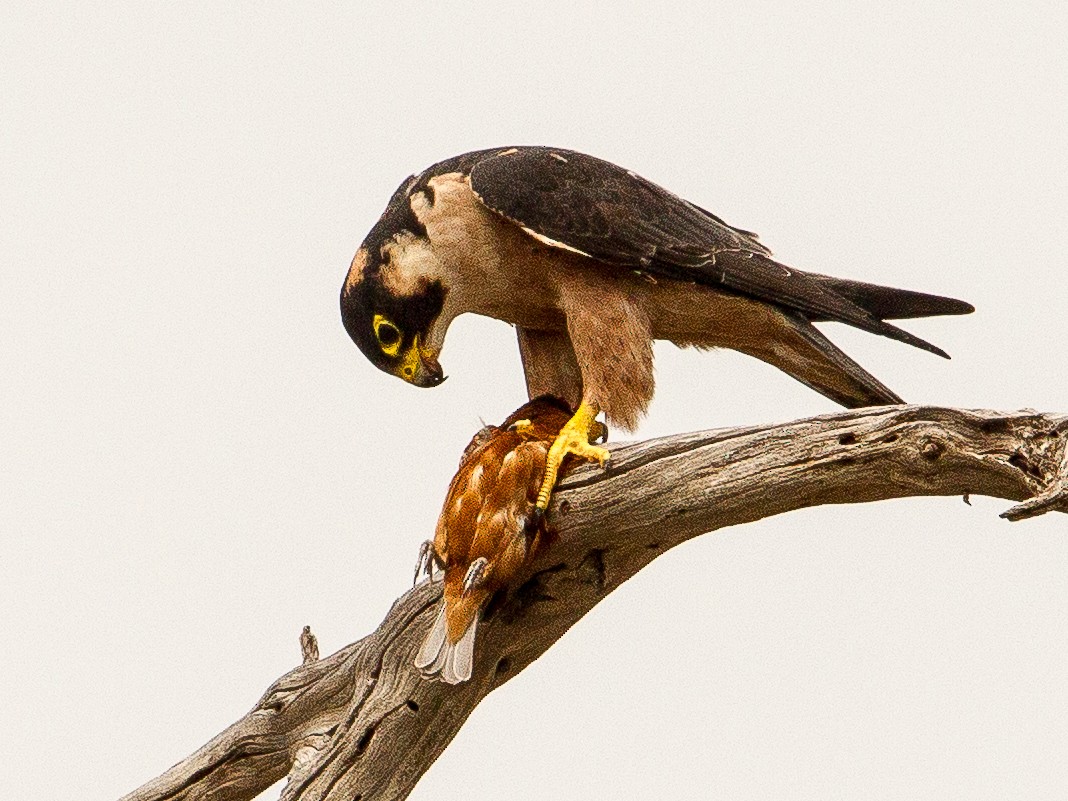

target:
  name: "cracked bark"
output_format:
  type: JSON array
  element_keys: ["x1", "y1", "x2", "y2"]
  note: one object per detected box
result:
[{"x1": 119, "y1": 405, "x2": 1068, "y2": 801}]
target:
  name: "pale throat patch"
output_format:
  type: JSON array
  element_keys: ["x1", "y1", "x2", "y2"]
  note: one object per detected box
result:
[
  {"x1": 410, "y1": 171, "x2": 500, "y2": 288},
  {"x1": 380, "y1": 231, "x2": 445, "y2": 296},
  {"x1": 420, "y1": 169, "x2": 592, "y2": 261}
]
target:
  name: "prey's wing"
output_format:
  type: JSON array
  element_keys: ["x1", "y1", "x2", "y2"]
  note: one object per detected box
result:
[
  {"x1": 467, "y1": 440, "x2": 546, "y2": 581},
  {"x1": 469, "y1": 147, "x2": 949, "y2": 357}
]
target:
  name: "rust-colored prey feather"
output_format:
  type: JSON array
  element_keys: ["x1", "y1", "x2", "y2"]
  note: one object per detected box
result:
[{"x1": 415, "y1": 396, "x2": 576, "y2": 683}]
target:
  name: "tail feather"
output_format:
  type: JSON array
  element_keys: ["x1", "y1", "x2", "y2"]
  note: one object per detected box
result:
[
  {"x1": 775, "y1": 314, "x2": 905, "y2": 408},
  {"x1": 713, "y1": 254, "x2": 961, "y2": 359},
  {"x1": 442, "y1": 617, "x2": 478, "y2": 684},
  {"x1": 808, "y1": 274, "x2": 975, "y2": 321},
  {"x1": 415, "y1": 603, "x2": 478, "y2": 684},
  {"x1": 414, "y1": 605, "x2": 448, "y2": 672}
]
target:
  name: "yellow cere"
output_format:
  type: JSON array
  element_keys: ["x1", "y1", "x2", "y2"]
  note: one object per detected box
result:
[{"x1": 398, "y1": 338, "x2": 421, "y2": 381}]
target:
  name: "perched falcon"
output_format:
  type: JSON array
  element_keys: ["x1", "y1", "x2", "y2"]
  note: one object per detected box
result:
[
  {"x1": 341, "y1": 146, "x2": 973, "y2": 509},
  {"x1": 414, "y1": 396, "x2": 580, "y2": 684}
]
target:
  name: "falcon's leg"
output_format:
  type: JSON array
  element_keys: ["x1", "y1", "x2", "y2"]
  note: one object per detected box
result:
[
  {"x1": 516, "y1": 327, "x2": 582, "y2": 409},
  {"x1": 535, "y1": 401, "x2": 610, "y2": 511}
]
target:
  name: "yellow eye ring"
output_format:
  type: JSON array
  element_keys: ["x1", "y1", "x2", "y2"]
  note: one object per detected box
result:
[{"x1": 373, "y1": 314, "x2": 402, "y2": 356}]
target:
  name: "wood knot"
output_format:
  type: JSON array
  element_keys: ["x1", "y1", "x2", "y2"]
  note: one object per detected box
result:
[
  {"x1": 1008, "y1": 450, "x2": 1045, "y2": 480},
  {"x1": 920, "y1": 440, "x2": 944, "y2": 461},
  {"x1": 580, "y1": 548, "x2": 607, "y2": 594}
]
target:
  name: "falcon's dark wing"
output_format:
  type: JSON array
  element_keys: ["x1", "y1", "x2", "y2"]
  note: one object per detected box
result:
[{"x1": 468, "y1": 147, "x2": 972, "y2": 358}]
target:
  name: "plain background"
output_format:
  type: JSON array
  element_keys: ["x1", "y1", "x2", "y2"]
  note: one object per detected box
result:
[{"x1": 3, "y1": 3, "x2": 1066, "y2": 799}]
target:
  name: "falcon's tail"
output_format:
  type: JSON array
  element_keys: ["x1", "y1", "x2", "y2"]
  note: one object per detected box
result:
[
  {"x1": 414, "y1": 604, "x2": 478, "y2": 684},
  {"x1": 761, "y1": 314, "x2": 906, "y2": 408},
  {"x1": 807, "y1": 274, "x2": 975, "y2": 322},
  {"x1": 718, "y1": 253, "x2": 968, "y2": 360}
]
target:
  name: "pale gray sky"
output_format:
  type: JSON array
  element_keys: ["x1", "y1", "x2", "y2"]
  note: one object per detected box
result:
[{"x1": 2, "y1": 3, "x2": 1066, "y2": 800}]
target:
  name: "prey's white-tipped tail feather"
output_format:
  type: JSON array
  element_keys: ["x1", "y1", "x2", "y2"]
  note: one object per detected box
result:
[
  {"x1": 443, "y1": 615, "x2": 477, "y2": 683},
  {"x1": 414, "y1": 603, "x2": 478, "y2": 684},
  {"x1": 414, "y1": 605, "x2": 448, "y2": 672}
]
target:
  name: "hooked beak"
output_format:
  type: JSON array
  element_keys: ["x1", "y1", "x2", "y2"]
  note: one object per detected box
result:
[{"x1": 402, "y1": 338, "x2": 446, "y2": 388}]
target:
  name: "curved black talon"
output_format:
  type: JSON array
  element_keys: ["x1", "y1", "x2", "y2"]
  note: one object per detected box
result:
[{"x1": 526, "y1": 505, "x2": 545, "y2": 533}]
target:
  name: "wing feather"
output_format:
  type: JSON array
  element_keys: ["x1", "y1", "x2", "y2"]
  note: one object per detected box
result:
[{"x1": 468, "y1": 147, "x2": 967, "y2": 357}]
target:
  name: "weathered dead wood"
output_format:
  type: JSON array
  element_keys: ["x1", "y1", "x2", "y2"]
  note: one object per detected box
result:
[
  {"x1": 120, "y1": 405, "x2": 1068, "y2": 801},
  {"x1": 300, "y1": 626, "x2": 319, "y2": 665}
]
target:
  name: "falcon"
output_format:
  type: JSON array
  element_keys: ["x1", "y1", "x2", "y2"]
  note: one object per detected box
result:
[
  {"x1": 414, "y1": 395, "x2": 581, "y2": 684},
  {"x1": 341, "y1": 146, "x2": 973, "y2": 510}
]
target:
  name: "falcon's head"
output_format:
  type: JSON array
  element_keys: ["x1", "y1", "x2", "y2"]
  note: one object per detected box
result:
[{"x1": 340, "y1": 180, "x2": 449, "y2": 388}]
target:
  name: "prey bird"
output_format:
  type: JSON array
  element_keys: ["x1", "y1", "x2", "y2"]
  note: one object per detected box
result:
[
  {"x1": 341, "y1": 146, "x2": 973, "y2": 511},
  {"x1": 414, "y1": 396, "x2": 582, "y2": 684}
]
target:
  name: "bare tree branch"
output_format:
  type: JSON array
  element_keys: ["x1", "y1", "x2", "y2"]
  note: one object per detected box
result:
[{"x1": 119, "y1": 405, "x2": 1068, "y2": 801}]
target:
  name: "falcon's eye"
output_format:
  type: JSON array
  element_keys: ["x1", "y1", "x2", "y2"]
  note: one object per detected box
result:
[{"x1": 373, "y1": 314, "x2": 402, "y2": 356}]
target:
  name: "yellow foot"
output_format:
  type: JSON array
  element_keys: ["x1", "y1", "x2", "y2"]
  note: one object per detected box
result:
[{"x1": 535, "y1": 402, "x2": 610, "y2": 511}]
